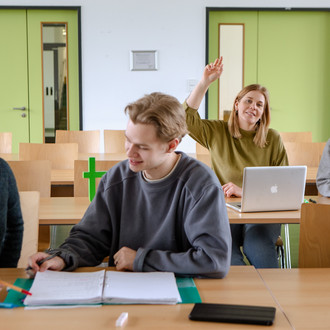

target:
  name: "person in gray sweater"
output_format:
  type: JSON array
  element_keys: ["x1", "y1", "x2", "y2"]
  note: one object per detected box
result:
[
  {"x1": 316, "y1": 138, "x2": 330, "y2": 197},
  {"x1": 27, "y1": 92, "x2": 232, "y2": 278},
  {"x1": 0, "y1": 158, "x2": 24, "y2": 267}
]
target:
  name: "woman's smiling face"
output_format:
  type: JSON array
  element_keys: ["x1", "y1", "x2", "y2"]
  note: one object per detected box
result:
[{"x1": 235, "y1": 90, "x2": 265, "y2": 131}]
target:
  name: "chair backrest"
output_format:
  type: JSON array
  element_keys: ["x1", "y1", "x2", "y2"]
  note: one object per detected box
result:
[
  {"x1": 298, "y1": 203, "x2": 330, "y2": 268},
  {"x1": 196, "y1": 143, "x2": 209, "y2": 155},
  {"x1": 196, "y1": 143, "x2": 211, "y2": 167},
  {"x1": 55, "y1": 130, "x2": 100, "y2": 153},
  {"x1": 284, "y1": 141, "x2": 326, "y2": 167},
  {"x1": 0, "y1": 132, "x2": 12, "y2": 153},
  {"x1": 279, "y1": 131, "x2": 313, "y2": 143},
  {"x1": 17, "y1": 191, "x2": 40, "y2": 268},
  {"x1": 104, "y1": 129, "x2": 126, "y2": 153},
  {"x1": 74, "y1": 159, "x2": 120, "y2": 197},
  {"x1": 19, "y1": 143, "x2": 78, "y2": 169},
  {"x1": 8, "y1": 160, "x2": 52, "y2": 197}
]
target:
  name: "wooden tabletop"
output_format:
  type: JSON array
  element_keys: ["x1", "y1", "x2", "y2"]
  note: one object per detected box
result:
[
  {"x1": 226, "y1": 195, "x2": 329, "y2": 224},
  {"x1": 258, "y1": 268, "x2": 330, "y2": 329},
  {"x1": 39, "y1": 197, "x2": 89, "y2": 225},
  {"x1": 0, "y1": 266, "x2": 291, "y2": 329},
  {"x1": 39, "y1": 196, "x2": 299, "y2": 226},
  {"x1": 51, "y1": 169, "x2": 74, "y2": 185},
  {"x1": 39, "y1": 195, "x2": 330, "y2": 226}
]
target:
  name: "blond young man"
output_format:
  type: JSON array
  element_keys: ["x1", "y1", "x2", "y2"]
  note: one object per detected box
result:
[{"x1": 28, "y1": 93, "x2": 231, "y2": 278}]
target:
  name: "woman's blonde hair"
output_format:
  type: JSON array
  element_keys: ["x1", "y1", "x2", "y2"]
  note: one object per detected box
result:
[
  {"x1": 124, "y1": 92, "x2": 188, "y2": 142},
  {"x1": 228, "y1": 84, "x2": 271, "y2": 148}
]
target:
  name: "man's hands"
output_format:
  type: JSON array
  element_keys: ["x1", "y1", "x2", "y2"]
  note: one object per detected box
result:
[
  {"x1": 113, "y1": 247, "x2": 137, "y2": 271},
  {"x1": 26, "y1": 247, "x2": 137, "y2": 277},
  {"x1": 26, "y1": 252, "x2": 65, "y2": 278}
]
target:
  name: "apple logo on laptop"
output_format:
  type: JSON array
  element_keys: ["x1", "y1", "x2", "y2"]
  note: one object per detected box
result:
[{"x1": 271, "y1": 184, "x2": 278, "y2": 194}]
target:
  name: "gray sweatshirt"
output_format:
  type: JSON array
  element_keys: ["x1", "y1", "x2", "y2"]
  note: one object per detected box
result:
[{"x1": 56, "y1": 152, "x2": 232, "y2": 278}]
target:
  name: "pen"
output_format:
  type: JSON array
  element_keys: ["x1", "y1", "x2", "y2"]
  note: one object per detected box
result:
[
  {"x1": 309, "y1": 198, "x2": 317, "y2": 203},
  {"x1": 25, "y1": 251, "x2": 61, "y2": 272},
  {"x1": 0, "y1": 280, "x2": 32, "y2": 296}
]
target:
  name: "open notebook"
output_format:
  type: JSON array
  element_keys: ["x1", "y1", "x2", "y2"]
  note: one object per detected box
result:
[
  {"x1": 226, "y1": 166, "x2": 307, "y2": 213},
  {"x1": 23, "y1": 270, "x2": 182, "y2": 306}
]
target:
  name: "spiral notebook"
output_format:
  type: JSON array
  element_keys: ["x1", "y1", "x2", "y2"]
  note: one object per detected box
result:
[
  {"x1": 23, "y1": 270, "x2": 182, "y2": 306},
  {"x1": 5, "y1": 270, "x2": 201, "y2": 307}
]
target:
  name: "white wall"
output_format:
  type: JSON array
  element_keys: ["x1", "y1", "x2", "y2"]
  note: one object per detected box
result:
[{"x1": 1, "y1": 0, "x2": 329, "y2": 152}]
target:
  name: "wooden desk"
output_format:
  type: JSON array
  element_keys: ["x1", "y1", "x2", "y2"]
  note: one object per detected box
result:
[
  {"x1": 51, "y1": 169, "x2": 74, "y2": 185},
  {"x1": 39, "y1": 195, "x2": 329, "y2": 226},
  {"x1": 0, "y1": 153, "x2": 19, "y2": 160},
  {"x1": 39, "y1": 197, "x2": 89, "y2": 225},
  {"x1": 306, "y1": 167, "x2": 317, "y2": 183},
  {"x1": 226, "y1": 195, "x2": 329, "y2": 224},
  {"x1": 258, "y1": 268, "x2": 330, "y2": 329},
  {"x1": 0, "y1": 266, "x2": 291, "y2": 329},
  {"x1": 51, "y1": 154, "x2": 127, "y2": 185}
]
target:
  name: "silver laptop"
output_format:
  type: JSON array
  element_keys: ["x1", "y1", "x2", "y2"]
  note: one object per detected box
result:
[{"x1": 226, "y1": 166, "x2": 307, "y2": 212}]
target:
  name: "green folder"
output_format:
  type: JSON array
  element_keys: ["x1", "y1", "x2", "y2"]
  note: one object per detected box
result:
[{"x1": 4, "y1": 276, "x2": 201, "y2": 307}]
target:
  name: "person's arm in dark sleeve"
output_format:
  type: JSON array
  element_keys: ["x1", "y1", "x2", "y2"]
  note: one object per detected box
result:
[{"x1": 0, "y1": 165, "x2": 23, "y2": 267}]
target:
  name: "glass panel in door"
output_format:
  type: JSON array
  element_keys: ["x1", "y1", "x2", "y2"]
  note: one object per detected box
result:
[{"x1": 42, "y1": 23, "x2": 68, "y2": 143}]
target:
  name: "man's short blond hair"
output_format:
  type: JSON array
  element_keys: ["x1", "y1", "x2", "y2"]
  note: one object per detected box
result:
[{"x1": 124, "y1": 92, "x2": 188, "y2": 142}]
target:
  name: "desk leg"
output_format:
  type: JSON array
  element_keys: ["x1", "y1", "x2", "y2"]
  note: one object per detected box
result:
[
  {"x1": 50, "y1": 225, "x2": 57, "y2": 249},
  {"x1": 50, "y1": 225, "x2": 73, "y2": 249},
  {"x1": 284, "y1": 224, "x2": 291, "y2": 269}
]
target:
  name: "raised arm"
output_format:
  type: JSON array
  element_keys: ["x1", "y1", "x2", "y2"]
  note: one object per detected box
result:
[{"x1": 186, "y1": 57, "x2": 224, "y2": 109}]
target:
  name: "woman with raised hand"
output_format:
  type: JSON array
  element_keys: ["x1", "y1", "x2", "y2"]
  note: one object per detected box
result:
[{"x1": 184, "y1": 57, "x2": 288, "y2": 268}]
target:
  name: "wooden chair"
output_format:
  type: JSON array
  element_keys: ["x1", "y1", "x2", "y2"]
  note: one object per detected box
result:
[
  {"x1": 8, "y1": 160, "x2": 52, "y2": 252},
  {"x1": 298, "y1": 203, "x2": 330, "y2": 267},
  {"x1": 0, "y1": 132, "x2": 12, "y2": 153},
  {"x1": 55, "y1": 130, "x2": 100, "y2": 153},
  {"x1": 17, "y1": 191, "x2": 40, "y2": 268},
  {"x1": 74, "y1": 159, "x2": 119, "y2": 197},
  {"x1": 104, "y1": 129, "x2": 126, "y2": 153},
  {"x1": 284, "y1": 142, "x2": 326, "y2": 167},
  {"x1": 8, "y1": 160, "x2": 52, "y2": 198},
  {"x1": 19, "y1": 142, "x2": 78, "y2": 169},
  {"x1": 195, "y1": 143, "x2": 211, "y2": 168},
  {"x1": 279, "y1": 131, "x2": 313, "y2": 143}
]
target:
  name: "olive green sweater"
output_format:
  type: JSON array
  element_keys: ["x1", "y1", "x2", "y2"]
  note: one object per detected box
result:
[{"x1": 184, "y1": 102, "x2": 288, "y2": 186}]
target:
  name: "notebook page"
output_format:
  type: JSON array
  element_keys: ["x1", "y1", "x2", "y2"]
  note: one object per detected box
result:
[
  {"x1": 103, "y1": 271, "x2": 182, "y2": 304},
  {"x1": 24, "y1": 270, "x2": 105, "y2": 306}
]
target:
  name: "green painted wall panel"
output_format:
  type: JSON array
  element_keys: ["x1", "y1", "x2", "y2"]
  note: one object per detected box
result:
[
  {"x1": 258, "y1": 11, "x2": 330, "y2": 142},
  {"x1": 0, "y1": 10, "x2": 29, "y2": 152}
]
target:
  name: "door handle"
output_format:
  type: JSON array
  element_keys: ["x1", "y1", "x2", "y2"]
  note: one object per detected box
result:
[{"x1": 13, "y1": 107, "x2": 26, "y2": 111}]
